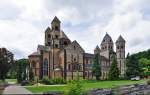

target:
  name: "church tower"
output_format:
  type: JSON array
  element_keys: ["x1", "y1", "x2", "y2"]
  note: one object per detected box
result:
[
  {"x1": 100, "y1": 33, "x2": 114, "y2": 59},
  {"x1": 45, "y1": 16, "x2": 61, "y2": 48},
  {"x1": 51, "y1": 16, "x2": 61, "y2": 49},
  {"x1": 51, "y1": 16, "x2": 61, "y2": 31},
  {"x1": 116, "y1": 35, "x2": 126, "y2": 77}
]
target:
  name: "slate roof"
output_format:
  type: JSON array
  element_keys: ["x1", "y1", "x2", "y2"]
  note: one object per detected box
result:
[
  {"x1": 37, "y1": 45, "x2": 50, "y2": 51},
  {"x1": 94, "y1": 45, "x2": 100, "y2": 51},
  {"x1": 51, "y1": 16, "x2": 61, "y2": 23},
  {"x1": 101, "y1": 33, "x2": 113, "y2": 44},
  {"x1": 116, "y1": 35, "x2": 125, "y2": 43},
  {"x1": 84, "y1": 53, "x2": 94, "y2": 58}
]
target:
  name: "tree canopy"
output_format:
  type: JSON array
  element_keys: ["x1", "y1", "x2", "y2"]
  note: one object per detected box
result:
[
  {"x1": 16, "y1": 59, "x2": 29, "y2": 83},
  {"x1": 0, "y1": 49, "x2": 13, "y2": 81}
]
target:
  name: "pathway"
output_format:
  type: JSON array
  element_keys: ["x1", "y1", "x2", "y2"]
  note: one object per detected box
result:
[{"x1": 3, "y1": 85, "x2": 32, "y2": 94}]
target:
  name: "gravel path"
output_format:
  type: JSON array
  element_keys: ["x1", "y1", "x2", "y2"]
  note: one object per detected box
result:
[{"x1": 3, "y1": 85, "x2": 32, "y2": 94}]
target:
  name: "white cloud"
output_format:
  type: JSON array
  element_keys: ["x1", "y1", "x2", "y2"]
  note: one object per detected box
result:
[
  {"x1": 0, "y1": 19, "x2": 44, "y2": 59},
  {"x1": 0, "y1": 0, "x2": 150, "y2": 59}
]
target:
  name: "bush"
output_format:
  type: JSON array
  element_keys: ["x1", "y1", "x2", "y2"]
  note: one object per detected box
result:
[
  {"x1": 41, "y1": 76, "x2": 52, "y2": 85},
  {"x1": 21, "y1": 80, "x2": 35, "y2": 86},
  {"x1": 52, "y1": 78, "x2": 66, "y2": 84},
  {"x1": 41, "y1": 77, "x2": 66, "y2": 85},
  {"x1": 64, "y1": 80, "x2": 83, "y2": 95},
  {"x1": 64, "y1": 72, "x2": 83, "y2": 95}
]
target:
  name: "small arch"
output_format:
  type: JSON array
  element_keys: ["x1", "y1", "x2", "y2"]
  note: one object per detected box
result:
[
  {"x1": 31, "y1": 61, "x2": 36, "y2": 68},
  {"x1": 55, "y1": 26, "x2": 59, "y2": 31}
]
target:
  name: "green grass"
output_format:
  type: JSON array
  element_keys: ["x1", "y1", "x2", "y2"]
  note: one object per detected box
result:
[
  {"x1": 26, "y1": 85, "x2": 66, "y2": 93},
  {"x1": 5, "y1": 79, "x2": 17, "y2": 84},
  {"x1": 25, "y1": 80, "x2": 147, "y2": 93}
]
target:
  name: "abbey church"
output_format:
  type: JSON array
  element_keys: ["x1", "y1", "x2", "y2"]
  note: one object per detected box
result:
[{"x1": 28, "y1": 16, "x2": 126, "y2": 80}]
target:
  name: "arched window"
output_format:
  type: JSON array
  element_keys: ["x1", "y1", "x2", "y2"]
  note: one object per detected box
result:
[
  {"x1": 64, "y1": 41, "x2": 67, "y2": 45},
  {"x1": 68, "y1": 64, "x2": 71, "y2": 71},
  {"x1": 43, "y1": 59, "x2": 48, "y2": 76},
  {"x1": 31, "y1": 61, "x2": 36, "y2": 68},
  {"x1": 55, "y1": 26, "x2": 59, "y2": 31}
]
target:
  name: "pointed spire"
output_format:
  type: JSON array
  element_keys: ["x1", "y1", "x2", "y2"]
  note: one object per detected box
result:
[
  {"x1": 116, "y1": 35, "x2": 125, "y2": 43},
  {"x1": 95, "y1": 45, "x2": 100, "y2": 50},
  {"x1": 51, "y1": 16, "x2": 61, "y2": 23},
  {"x1": 45, "y1": 27, "x2": 51, "y2": 32},
  {"x1": 94, "y1": 45, "x2": 100, "y2": 54},
  {"x1": 101, "y1": 32, "x2": 113, "y2": 43}
]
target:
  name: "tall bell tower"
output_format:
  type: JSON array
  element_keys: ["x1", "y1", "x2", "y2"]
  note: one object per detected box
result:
[
  {"x1": 116, "y1": 35, "x2": 126, "y2": 77},
  {"x1": 51, "y1": 16, "x2": 61, "y2": 31}
]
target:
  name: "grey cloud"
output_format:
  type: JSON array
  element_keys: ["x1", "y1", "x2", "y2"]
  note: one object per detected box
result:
[
  {"x1": 129, "y1": 38, "x2": 143, "y2": 47},
  {"x1": 45, "y1": 0, "x2": 114, "y2": 24}
]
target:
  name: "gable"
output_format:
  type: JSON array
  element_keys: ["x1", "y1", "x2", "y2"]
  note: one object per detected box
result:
[{"x1": 65, "y1": 40, "x2": 85, "y2": 53}]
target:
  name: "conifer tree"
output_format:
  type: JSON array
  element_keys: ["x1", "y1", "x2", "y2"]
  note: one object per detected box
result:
[
  {"x1": 108, "y1": 56, "x2": 120, "y2": 80},
  {"x1": 92, "y1": 53, "x2": 101, "y2": 80}
]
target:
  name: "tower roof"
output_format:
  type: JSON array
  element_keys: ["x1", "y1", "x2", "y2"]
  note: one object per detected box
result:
[
  {"x1": 101, "y1": 32, "x2": 113, "y2": 44},
  {"x1": 51, "y1": 16, "x2": 61, "y2": 23},
  {"x1": 116, "y1": 35, "x2": 125, "y2": 43},
  {"x1": 45, "y1": 27, "x2": 51, "y2": 33},
  {"x1": 94, "y1": 45, "x2": 100, "y2": 50},
  {"x1": 60, "y1": 31, "x2": 69, "y2": 39}
]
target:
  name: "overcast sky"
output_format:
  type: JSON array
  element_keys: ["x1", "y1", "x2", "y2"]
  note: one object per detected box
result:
[{"x1": 0, "y1": 0, "x2": 150, "y2": 59}]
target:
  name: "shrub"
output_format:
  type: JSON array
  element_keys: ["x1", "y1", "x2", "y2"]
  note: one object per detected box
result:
[
  {"x1": 41, "y1": 76, "x2": 52, "y2": 85},
  {"x1": 64, "y1": 80, "x2": 83, "y2": 95},
  {"x1": 64, "y1": 72, "x2": 84, "y2": 95},
  {"x1": 52, "y1": 78, "x2": 66, "y2": 84},
  {"x1": 41, "y1": 77, "x2": 66, "y2": 85}
]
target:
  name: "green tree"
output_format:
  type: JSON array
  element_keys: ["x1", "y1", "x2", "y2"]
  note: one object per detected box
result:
[
  {"x1": 7, "y1": 62, "x2": 17, "y2": 79},
  {"x1": 0, "y1": 49, "x2": 13, "y2": 81},
  {"x1": 64, "y1": 72, "x2": 83, "y2": 95},
  {"x1": 108, "y1": 56, "x2": 120, "y2": 80},
  {"x1": 125, "y1": 55, "x2": 142, "y2": 79},
  {"x1": 16, "y1": 59, "x2": 29, "y2": 83},
  {"x1": 29, "y1": 68, "x2": 34, "y2": 82},
  {"x1": 139, "y1": 58, "x2": 150, "y2": 77},
  {"x1": 92, "y1": 53, "x2": 101, "y2": 80}
]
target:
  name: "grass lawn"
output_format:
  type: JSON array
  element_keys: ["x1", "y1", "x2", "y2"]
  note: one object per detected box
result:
[{"x1": 25, "y1": 80, "x2": 147, "y2": 93}]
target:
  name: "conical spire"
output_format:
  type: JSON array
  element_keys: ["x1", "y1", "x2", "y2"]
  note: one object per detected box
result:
[
  {"x1": 45, "y1": 27, "x2": 51, "y2": 32},
  {"x1": 116, "y1": 35, "x2": 125, "y2": 43},
  {"x1": 94, "y1": 45, "x2": 100, "y2": 54},
  {"x1": 51, "y1": 16, "x2": 61, "y2": 23},
  {"x1": 101, "y1": 32, "x2": 113, "y2": 43},
  {"x1": 95, "y1": 45, "x2": 100, "y2": 50}
]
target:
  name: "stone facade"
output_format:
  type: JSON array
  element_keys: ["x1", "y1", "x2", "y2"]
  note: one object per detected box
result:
[
  {"x1": 28, "y1": 16, "x2": 126, "y2": 80},
  {"x1": 94, "y1": 33, "x2": 126, "y2": 79}
]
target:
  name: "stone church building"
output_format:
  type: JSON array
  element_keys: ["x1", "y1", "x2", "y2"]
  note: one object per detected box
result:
[{"x1": 28, "y1": 16, "x2": 126, "y2": 80}]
